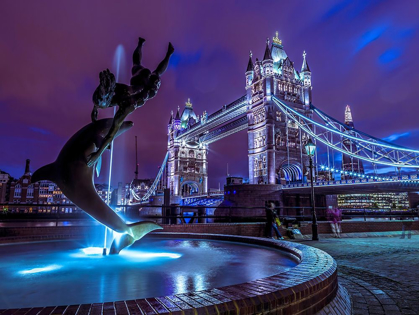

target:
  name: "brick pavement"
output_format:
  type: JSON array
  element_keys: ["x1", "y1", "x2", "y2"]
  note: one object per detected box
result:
[
  {"x1": 301, "y1": 235, "x2": 419, "y2": 315},
  {"x1": 317, "y1": 284, "x2": 351, "y2": 315}
]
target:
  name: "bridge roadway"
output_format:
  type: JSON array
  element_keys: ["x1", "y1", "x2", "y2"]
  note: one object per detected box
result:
[
  {"x1": 282, "y1": 174, "x2": 419, "y2": 194},
  {"x1": 176, "y1": 95, "x2": 248, "y2": 144}
]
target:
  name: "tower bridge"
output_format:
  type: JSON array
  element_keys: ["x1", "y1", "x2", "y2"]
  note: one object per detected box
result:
[
  {"x1": 131, "y1": 32, "x2": 419, "y2": 205},
  {"x1": 165, "y1": 32, "x2": 314, "y2": 198}
]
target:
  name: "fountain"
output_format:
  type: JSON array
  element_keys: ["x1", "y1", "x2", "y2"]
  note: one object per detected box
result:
[
  {"x1": 0, "y1": 229, "x2": 341, "y2": 313},
  {"x1": 103, "y1": 44, "x2": 126, "y2": 255},
  {"x1": 0, "y1": 37, "x2": 343, "y2": 314},
  {"x1": 31, "y1": 37, "x2": 174, "y2": 254},
  {"x1": 0, "y1": 236, "x2": 298, "y2": 308}
]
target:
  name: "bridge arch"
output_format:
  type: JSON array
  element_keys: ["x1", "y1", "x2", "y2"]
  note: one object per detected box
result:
[
  {"x1": 278, "y1": 163, "x2": 303, "y2": 184},
  {"x1": 180, "y1": 181, "x2": 200, "y2": 197}
]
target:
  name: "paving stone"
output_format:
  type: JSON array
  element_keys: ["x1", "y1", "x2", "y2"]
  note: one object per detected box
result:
[{"x1": 304, "y1": 235, "x2": 419, "y2": 315}]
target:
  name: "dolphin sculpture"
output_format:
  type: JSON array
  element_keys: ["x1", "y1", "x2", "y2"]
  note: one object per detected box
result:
[{"x1": 32, "y1": 118, "x2": 162, "y2": 254}]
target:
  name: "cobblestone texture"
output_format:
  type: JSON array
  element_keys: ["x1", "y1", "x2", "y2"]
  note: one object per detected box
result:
[{"x1": 304, "y1": 234, "x2": 419, "y2": 315}]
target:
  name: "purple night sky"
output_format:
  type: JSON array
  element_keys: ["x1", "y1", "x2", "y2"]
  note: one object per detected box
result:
[{"x1": 1, "y1": 1, "x2": 418, "y2": 188}]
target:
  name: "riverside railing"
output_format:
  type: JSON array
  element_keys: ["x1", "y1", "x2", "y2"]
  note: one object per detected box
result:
[{"x1": 0, "y1": 204, "x2": 418, "y2": 225}]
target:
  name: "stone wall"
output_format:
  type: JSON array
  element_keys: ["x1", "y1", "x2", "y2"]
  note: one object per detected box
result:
[
  {"x1": 220, "y1": 184, "x2": 328, "y2": 218},
  {"x1": 223, "y1": 184, "x2": 281, "y2": 207}
]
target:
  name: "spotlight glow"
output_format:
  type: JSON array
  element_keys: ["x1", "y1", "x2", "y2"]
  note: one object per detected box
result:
[
  {"x1": 19, "y1": 264, "x2": 62, "y2": 275},
  {"x1": 120, "y1": 251, "x2": 182, "y2": 259},
  {"x1": 112, "y1": 231, "x2": 124, "y2": 246},
  {"x1": 82, "y1": 247, "x2": 103, "y2": 255}
]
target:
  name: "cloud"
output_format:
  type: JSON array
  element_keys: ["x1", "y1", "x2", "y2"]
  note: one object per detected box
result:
[
  {"x1": 30, "y1": 127, "x2": 51, "y2": 135},
  {"x1": 383, "y1": 132, "x2": 410, "y2": 142},
  {"x1": 356, "y1": 24, "x2": 388, "y2": 53},
  {"x1": 379, "y1": 48, "x2": 402, "y2": 64}
]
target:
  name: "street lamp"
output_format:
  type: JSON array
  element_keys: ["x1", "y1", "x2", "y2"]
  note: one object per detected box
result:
[{"x1": 305, "y1": 138, "x2": 319, "y2": 241}]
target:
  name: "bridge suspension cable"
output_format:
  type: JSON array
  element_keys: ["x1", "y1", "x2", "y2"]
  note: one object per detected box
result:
[
  {"x1": 130, "y1": 152, "x2": 169, "y2": 203},
  {"x1": 272, "y1": 96, "x2": 419, "y2": 168}
]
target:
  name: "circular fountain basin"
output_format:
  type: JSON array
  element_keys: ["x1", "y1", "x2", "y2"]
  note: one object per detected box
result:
[
  {"x1": 0, "y1": 237, "x2": 297, "y2": 309},
  {"x1": 0, "y1": 232, "x2": 339, "y2": 314}
]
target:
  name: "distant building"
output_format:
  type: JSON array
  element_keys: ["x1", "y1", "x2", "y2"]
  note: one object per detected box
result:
[
  {"x1": 95, "y1": 183, "x2": 112, "y2": 203},
  {"x1": 111, "y1": 182, "x2": 129, "y2": 206},
  {"x1": 226, "y1": 177, "x2": 243, "y2": 186},
  {"x1": 0, "y1": 170, "x2": 12, "y2": 204},
  {"x1": 8, "y1": 159, "x2": 75, "y2": 213},
  {"x1": 9, "y1": 159, "x2": 39, "y2": 205},
  {"x1": 342, "y1": 105, "x2": 364, "y2": 179},
  {"x1": 337, "y1": 192, "x2": 413, "y2": 210}
]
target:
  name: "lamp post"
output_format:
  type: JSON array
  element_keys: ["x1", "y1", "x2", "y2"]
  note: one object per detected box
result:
[{"x1": 305, "y1": 138, "x2": 319, "y2": 241}]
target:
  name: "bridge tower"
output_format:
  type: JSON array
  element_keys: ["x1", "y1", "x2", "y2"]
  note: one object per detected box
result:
[
  {"x1": 167, "y1": 99, "x2": 208, "y2": 197},
  {"x1": 246, "y1": 32, "x2": 313, "y2": 184}
]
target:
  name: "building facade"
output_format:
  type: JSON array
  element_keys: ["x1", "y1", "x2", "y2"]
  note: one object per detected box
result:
[
  {"x1": 9, "y1": 160, "x2": 39, "y2": 205},
  {"x1": 111, "y1": 182, "x2": 129, "y2": 206},
  {"x1": 337, "y1": 192, "x2": 411, "y2": 210},
  {"x1": 95, "y1": 183, "x2": 112, "y2": 203},
  {"x1": 8, "y1": 159, "x2": 75, "y2": 213},
  {"x1": 0, "y1": 170, "x2": 11, "y2": 204}
]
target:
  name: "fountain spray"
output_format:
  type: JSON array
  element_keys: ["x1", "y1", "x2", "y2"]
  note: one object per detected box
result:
[{"x1": 103, "y1": 44, "x2": 125, "y2": 255}]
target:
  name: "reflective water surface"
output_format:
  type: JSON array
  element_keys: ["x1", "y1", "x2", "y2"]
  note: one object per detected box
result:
[{"x1": 0, "y1": 238, "x2": 297, "y2": 309}]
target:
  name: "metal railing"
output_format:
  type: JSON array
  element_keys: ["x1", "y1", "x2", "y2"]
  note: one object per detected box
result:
[{"x1": 1, "y1": 204, "x2": 417, "y2": 226}]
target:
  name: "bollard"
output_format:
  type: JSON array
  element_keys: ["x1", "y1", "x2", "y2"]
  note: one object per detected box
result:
[
  {"x1": 169, "y1": 204, "x2": 176, "y2": 225},
  {"x1": 170, "y1": 204, "x2": 180, "y2": 225},
  {"x1": 198, "y1": 206, "x2": 206, "y2": 223}
]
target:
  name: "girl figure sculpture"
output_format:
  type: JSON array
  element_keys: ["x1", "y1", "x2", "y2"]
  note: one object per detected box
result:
[{"x1": 87, "y1": 37, "x2": 174, "y2": 167}]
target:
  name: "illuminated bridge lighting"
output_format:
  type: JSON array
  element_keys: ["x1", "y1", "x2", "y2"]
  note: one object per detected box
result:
[
  {"x1": 319, "y1": 165, "x2": 400, "y2": 182},
  {"x1": 19, "y1": 264, "x2": 62, "y2": 275}
]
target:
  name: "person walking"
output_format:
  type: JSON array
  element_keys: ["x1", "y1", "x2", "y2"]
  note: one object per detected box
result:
[{"x1": 327, "y1": 206, "x2": 342, "y2": 238}]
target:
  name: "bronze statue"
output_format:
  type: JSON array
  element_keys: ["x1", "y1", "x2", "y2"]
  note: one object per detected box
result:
[
  {"x1": 32, "y1": 119, "x2": 163, "y2": 254},
  {"x1": 87, "y1": 37, "x2": 174, "y2": 167},
  {"x1": 32, "y1": 36, "x2": 174, "y2": 254}
]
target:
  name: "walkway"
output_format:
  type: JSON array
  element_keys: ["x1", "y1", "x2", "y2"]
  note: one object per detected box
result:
[{"x1": 300, "y1": 234, "x2": 419, "y2": 315}]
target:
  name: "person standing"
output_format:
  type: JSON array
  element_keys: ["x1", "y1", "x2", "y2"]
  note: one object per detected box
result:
[
  {"x1": 265, "y1": 201, "x2": 284, "y2": 240},
  {"x1": 335, "y1": 207, "x2": 342, "y2": 238}
]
